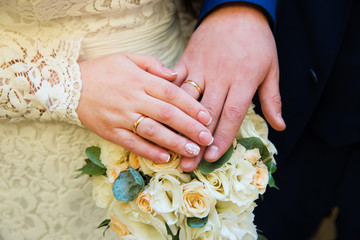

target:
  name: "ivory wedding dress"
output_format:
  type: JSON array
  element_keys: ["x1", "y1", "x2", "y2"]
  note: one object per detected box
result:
[{"x1": 0, "y1": 0, "x2": 186, "y2": 239}]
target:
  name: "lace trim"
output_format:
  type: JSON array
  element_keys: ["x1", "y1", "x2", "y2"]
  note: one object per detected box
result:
[{"x1": 0, "y1": 32, "x2": 82, "y2": 125}]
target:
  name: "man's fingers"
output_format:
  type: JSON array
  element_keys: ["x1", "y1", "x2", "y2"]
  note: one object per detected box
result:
[
  {"x1": 172, "y1": 59, "x2": 188, "y2": 86},
  {"x1": 204, "y1": 85, "x2": 255, "y2": 162},
  {"x1": 179, "y1": 147, "x2": 205, "y2": 172},
  {"x1": 258, "y1": 61, "x2": 286, "y2": 131}
]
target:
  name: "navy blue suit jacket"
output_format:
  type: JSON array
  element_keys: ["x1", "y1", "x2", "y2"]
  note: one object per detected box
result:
[{"x1": 200, "y1": 0, "x2": 360, "y2": 164}]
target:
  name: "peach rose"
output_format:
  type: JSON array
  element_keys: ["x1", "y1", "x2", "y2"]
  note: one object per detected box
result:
[
  {"x1": 136, "y1": 190, "x2": 155, "y2": 215},
  {"x1": 243, "y1": 148, "x2": 261, "y2": 165},
  {"x1": 251, "y1": 161, "x2": 269, "y2": 194},
  {"x1": 180, "y1": 180, "x2": 215, "y2": 218},
  {"x1": 109, "y1": 216, "x2": 132, "y2": 237}
]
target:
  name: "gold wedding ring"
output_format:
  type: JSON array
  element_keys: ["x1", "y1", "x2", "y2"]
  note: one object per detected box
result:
[
  {"x1": 133, "y1": 115, "x2": 146, "y2": 134},
  {"x1": 184, "y1": 80, "x2": 202, "y2": 95}
]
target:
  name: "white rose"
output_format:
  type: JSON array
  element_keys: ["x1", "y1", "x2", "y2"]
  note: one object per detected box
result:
[
  {"x1": 180, "y1": 180, "x2": 216, "y2": 218},
  {"x1": 227, "y1": 157, "x2": 258, "y2": 211},
  {"x1": 108, "y1": 200, "x2": 170, "y2": 240},
  {"x1": 148, "y1": 169, "x2": 190, "y2": 225},
  {"x1": 91, "y1": 175, "x2": 114, "y2": 208},
  {"x1": 218, "y1": 207, "x2": 257, "y2": 240},
  {"x1": 236, "y1": 103, "x2": 277, "y2": 156},
  {"x1": 243, "y1": 148, "x2": 261, "y2": 165},
  {"x1": 99, "y1": 139, "x2": 129, "y2": 168},
  {"x1": 179, "y1": 210, "x2": 221, "y2": 240},
  {"x1": 138, "y1": 151, "x2": 181, "y2": 176},
  {"x1": 251, "y1": 161, "x2": 269, "y2": 194},
  {"x1": 193, "y1": 168, "x2": 231, "y2": 201}
]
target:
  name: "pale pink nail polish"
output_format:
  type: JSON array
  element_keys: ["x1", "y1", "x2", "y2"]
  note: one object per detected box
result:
[
  {"x1": 160, "y1": 153, "x2": 170, "y2": 162},
  {"x1": 205, "y1": 145, "x2": 218, "y2": 160},
  {"x1": 185, "y1": 143, "x2": 200, "y2": 156}
]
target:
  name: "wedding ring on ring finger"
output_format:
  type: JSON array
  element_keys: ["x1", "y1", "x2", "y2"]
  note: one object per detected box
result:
[
  {"x1": 134, "y1": 117, "x2": 201, "y2": 157},
  {"x1": 183, "y1": 80, "x2": 203, "y2": 99}
]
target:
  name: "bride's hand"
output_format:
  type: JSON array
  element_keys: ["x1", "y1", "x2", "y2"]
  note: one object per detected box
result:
[{"x1": 76, "y1": 52, "x2": 213, "y2": 163}]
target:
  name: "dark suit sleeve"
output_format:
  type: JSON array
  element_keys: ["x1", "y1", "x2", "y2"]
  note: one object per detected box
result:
[{"x1": 198, "y1": 0, "x2": 278, "y2": 28}]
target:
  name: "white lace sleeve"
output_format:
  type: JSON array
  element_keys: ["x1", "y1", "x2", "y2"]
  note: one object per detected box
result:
[{"x1": 0, "y1": 32, "x2": 83, "y2": 126}]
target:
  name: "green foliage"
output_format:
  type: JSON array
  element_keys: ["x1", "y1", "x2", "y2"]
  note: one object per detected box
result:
[
  {"x1": 112, "y1": 167, "x2": 145, "y2": 201},
  {"x1": 97, "y1": 219, "x2": 111, "y2": 237},
  {"x1": 187, "y1": 216, "x2": 208, "y2": 228},
  {"x1": 257, "y1": 233, "x2": 268, "y2": 240},
  {"x1": 237, "y1": 137, "x2": 270, "y2": 161},
  {"x1": 199, "y1": 145, "x2": 233, "y2": 174},
  {"x1": 85, "y1": 146, "x2": 105, "y2": 168},
  {"x1": 75, "y1": 158, "x2": 106, "y2": 177},
  {"x1": 165, "y1": 223, "x2": 180, "y2": 240}
]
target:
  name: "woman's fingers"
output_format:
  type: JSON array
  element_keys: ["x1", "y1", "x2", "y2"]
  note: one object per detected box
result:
[
  {"x1": 145, "y1": 78, "x2": 211, "y2": 126},
  {"x1": 140, "y1": 96, "x2": 213, "y2": 147},
  {"x1": 107, "y1": 128, "x2": 171, "y2": 163},
  {"x1": 124, "y1": 52, "x2": 178, "y2": 81},
  {"x1": 134, "y1": 116, "x2": 202, "y2": 158}
]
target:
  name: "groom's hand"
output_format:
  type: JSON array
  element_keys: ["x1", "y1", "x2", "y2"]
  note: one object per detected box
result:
[{"x1": 174, "y1": 3, "x2": 286, "y2": 172}]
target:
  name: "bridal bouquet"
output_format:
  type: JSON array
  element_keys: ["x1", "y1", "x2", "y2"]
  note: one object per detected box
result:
[{"x1": 77, "y1": 104, "x2": 278, "y2": 240}]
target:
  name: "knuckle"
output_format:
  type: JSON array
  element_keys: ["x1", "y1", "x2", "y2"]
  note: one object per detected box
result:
[
  {"x1": 205, "y1": 104, "x2": 217, "y2": 117},
  {"x1": 167, "y1": 137, "x2": 179, "y2": 149},
  {"x1": 121, "y1": 136, "x2": 136, "y2": 151},
  {"x1": 186, "y1": 120, "x2": 199, "y2": 135},
  {"x1": 158, "y1": 105, "x2": 173, "y2": 121},
  {"x1": 271, "y1": 94, "x2": 282, "y2": 106},
  {"x1": 142, "y1": 123, "x2": 156, "y2": 138},
  {"x1": 224, "y1": 105, "x2": 243, "y2": 121},
  {"x1": 162, "y1": 85, "x2": 177, "y2": 101}
]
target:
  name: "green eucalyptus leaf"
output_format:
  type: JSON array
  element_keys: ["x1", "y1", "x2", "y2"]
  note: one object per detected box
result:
[
  {"x1": 97, "y1": 219, "x2": 111, "y2": 228},
  {"x1": 237, "y1": 137, "x2": 270, "y2": 160},
  {"x1": 76, "y1": 159, "x2": 106, "y2": 176},
  {"x1": 199, "y1": 145, "x2": 233, "y2": 174},
  {"x1": 112, "y1": 167, "x2": 145, "y2": 201},
  {"x1": 85, "y1": 146, "x2": 105, "y2": 168},
  {"x1": 187, "y1": 216, "x2": 208, "y2": 228}
]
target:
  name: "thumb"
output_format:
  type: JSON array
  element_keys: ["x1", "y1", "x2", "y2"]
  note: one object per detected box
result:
[
  {"x1": 258, "y1": 63, "x2": 286, "y2": 131},
  {"x1": 172, "y1": 59, "x2": 188, "y2": 86},
  {"x1": 124, "y1": 52, "x2": 178, "y2": 81}
]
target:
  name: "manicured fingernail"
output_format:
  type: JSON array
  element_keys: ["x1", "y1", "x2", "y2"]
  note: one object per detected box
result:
[
  {"x1": 160, "y1": 153, "x2": 170, "y2": 162},
  {"x1": 198, "y1": 111, "x2": 212, "y2": 126},
  {"x1": 277, "y1": 113, "x2": 286, "y2": 126},
  {"x1": 199, "y1": 131, "x2": 213, "y2": 146},
  {"x1": 205, "y1": 145, "x2": 218, "y2": 160},
  {"x1": 185, "y1": 143, "x2": 200, "y2": 156},
  {"x1": 161, "y1": 66, "x2": 177, "y2": 76}
]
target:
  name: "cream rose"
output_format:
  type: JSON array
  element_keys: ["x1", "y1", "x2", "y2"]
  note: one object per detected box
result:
[
  {"x1": 180, "y1": 180, "x2": 216, "y2": 218},
  {"x1": 180, "y1": 210, "x2": 221, "y2": 240},
  {"x1": 193, "y1": 168, "x2": 231, "y2": 201},
  {"x1": 91, "y1": 175, "x2": 114, "y2": 208},
  {"x1": 218, "y1": 207, "x2": 257, "y2": 240},
  {"x1": 148, "y1": 169, "x2": 190, "y2": 225},
  {"x1": 109, "y1": 216, "x2": 132, "y2": 237},
  {"x1": 138, "y1": 151, "x2": 181, "y2": 176},
  {"x1": 227, "y1": 157, "x2": 259, "y2": 211},
  {"x1": 99, "y1": 139, "x2": 129, "y2": 168},
  {"x1": 243, "y1": 148, "x2": 261, "y2": 165},
  {"x1": 108, "y1": 200, "x2": 169, "y2": 240},
  {"x1": 251, "y1": 161, "x2": 269, "y2": 194}
]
